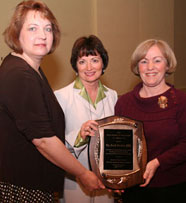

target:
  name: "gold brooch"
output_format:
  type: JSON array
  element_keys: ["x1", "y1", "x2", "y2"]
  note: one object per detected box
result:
[{"x1": 158, "y1": 96, "x2": 168, "y2": 109}]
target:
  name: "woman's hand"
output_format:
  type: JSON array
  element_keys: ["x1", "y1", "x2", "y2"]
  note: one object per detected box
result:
[
  {"x1": 80, "y1": 120, "x2": 98, "y2": 140},
  {"x1": 108, "y1": 189, "x2": 125, "y2": 194},
  {"x1": 140, "y1": 158, "x2": 160, "y2": 187},
  {"x1": 33, "y1": 136, "x2": 104, "y2": 191},
  {"x1": 77, "y1": 170, "x2": 105, "y2": 191}
]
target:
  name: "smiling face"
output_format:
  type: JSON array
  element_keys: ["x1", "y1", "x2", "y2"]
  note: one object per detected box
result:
[
  {"x1": 19, "y1": 10, "x2": 53, "y2": 61},
  {"x1": 138, "y1": 45, "x2": 168, "y2": 88},
  {"x1": 77, "y1": 54, "x2": 103, "y2": 85}
]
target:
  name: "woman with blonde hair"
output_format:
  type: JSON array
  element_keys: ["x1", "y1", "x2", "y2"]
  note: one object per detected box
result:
[{"x1": 115, "y1": 39, "x2": 186, "y2": 203}]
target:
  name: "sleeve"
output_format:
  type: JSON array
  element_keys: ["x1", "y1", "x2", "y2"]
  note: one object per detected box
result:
[
  {"x1": 74, "y1": 131, "x2": 89, "y2": 147},
  {"x1": 2, "y1": 67, "x2": 55, "y2": 141},
  {"x1": 65, "y1": 129, "x2": 88, "y2": 158},
  {"x1": 114, "y1": 90, "x2": 118, "y2": 103},
  {"x1": 115, "y1": 97, "x2": 123, "y2": 116},
  {"x1": 112, "y1": 89, "x2": 118, "y2": 107},
  {"x1": 54, "y1": 88, "x2": 89, "y2": 158},
  {"x1": 157, "y1": 94, "x2": 186, "y2": 170}
]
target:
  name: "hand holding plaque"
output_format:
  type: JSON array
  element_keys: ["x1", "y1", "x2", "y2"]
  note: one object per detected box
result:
[{"x1": 88, "y1": 116, "x2": 147, "y2": 189}]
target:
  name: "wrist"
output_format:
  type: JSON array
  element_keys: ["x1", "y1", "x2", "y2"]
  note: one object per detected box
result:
[{"x1": 154, "y1": 158, "x2": 160, "y2": 167}]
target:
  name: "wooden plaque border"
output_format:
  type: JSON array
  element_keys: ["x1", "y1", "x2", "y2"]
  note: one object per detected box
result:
[{"x1": 88, "y1": 116, "x2": 147, "y2": 189}]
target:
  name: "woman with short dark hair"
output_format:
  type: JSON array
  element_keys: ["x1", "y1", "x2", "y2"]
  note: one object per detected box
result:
[{"x1": 55, "y1": 35, "x2": 117, "y2": 203}]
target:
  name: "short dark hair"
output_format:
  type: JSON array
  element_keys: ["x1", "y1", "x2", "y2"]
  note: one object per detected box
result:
[
  {"x1": 3, "y1": 0, "x2": 61, "y2": 54},
  {"x1": 70, "y1": 35, "x2": 109, "y2": 74}
]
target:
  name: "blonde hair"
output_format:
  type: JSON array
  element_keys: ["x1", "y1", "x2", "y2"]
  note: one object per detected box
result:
[{"x1": 131, "y1": 39, "x2": 177, "y2": 76}]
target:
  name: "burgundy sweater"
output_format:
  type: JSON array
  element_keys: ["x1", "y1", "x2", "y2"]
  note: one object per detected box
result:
[{"x1": 115, "y1": 83, "x2": 186, "y2": 187}]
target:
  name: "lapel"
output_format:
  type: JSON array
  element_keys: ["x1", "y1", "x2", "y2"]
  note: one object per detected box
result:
[{"x1": 74, "y1": 88, "x2": 106, "y2": 119}]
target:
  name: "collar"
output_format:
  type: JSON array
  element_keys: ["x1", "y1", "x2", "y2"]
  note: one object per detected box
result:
[
  {"x1": 73, "y1": 77, "x2": 108, "y2": 109},
  {"x1": 132, "y1": 82, "x2": 175, "y2": 112}
]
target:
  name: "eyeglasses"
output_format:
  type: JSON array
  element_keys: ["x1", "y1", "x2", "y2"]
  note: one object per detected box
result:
[{"x1": 138, "y1": 56, "x2": 167, "y2": 66}]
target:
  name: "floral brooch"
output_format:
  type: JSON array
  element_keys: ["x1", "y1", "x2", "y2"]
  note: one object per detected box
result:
[{"x1": 158, "y1": 96, "x2": 168, "y2": 109}]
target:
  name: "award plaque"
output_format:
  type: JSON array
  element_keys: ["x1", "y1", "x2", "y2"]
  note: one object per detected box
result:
[{"x1": 88, "y1": 116, "x2": 147, "y2": 189}]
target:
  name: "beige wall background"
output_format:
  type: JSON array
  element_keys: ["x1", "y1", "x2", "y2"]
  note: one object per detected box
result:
[{"x1": 0, "y1": 0, "x2": 186, "y2": 95}]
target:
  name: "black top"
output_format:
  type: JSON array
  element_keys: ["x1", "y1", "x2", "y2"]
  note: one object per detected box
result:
[{"x1": 0, "y1": 54, "x2": 65, "y2": 192}]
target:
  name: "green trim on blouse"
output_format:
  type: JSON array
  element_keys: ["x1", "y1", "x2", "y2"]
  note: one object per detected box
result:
[
  {"x1": 74, "y1": 77, "x2": 108, "y2": 109},
  {"x1": 73, "y1": 77, "x2": 108, "y2": 148},
  {"x1": 74, "y1": 131, "x2": 89, "y2": 148}
]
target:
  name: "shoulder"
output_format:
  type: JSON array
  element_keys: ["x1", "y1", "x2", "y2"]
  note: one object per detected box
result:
[
  {"x1": 172, "y1": 87, "x2": 186, "y2": 106},
  {"x1": 1, "y1": 54, "x2": 30, "y2": 70},
  {"x1": 174, "y1": 88, "x2": 186, "y2": 98},
  {"x1": 115, "y1": 90, "x2": 133, "y2": 109},
  {"x1": 115, "y1": 90, "x2": 134, "y2": 116},
  {"x1": 54, "y1": 81, "x2": 75, "y2": 108},
  {"x1": 170, "y1": 88, "x2": 186, "y2": 120},
  {"x1": 103, "y1": 85, "x2": 118, "y2": 105},
  {"x1": 117, "y1": 91, "x2": 133, "y2": 103},
  {"x1": 54, "y1": 82, "x2": 74, "y2": 97},
  {"x1": 0, "y1": 54, "x2": 35, "y2": 79},
  {"x1": 0, "y1": 55, "x2": 38, "y2": 91},
  {"x1": 103, "y1": 85, "x2": 117, "y2": 98}
]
